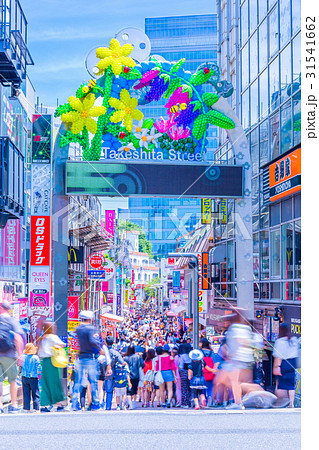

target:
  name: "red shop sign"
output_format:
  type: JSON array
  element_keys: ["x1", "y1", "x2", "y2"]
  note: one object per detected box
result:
[
  {"x1": 30, "y1": 216, "x2": 51, "y2": 266},
  {"x1": 88, "y1": 254, "x2": 104, "y2": 269},
  {"x1": 68, "y1": 296, "x2": 79, "y2": 320}
]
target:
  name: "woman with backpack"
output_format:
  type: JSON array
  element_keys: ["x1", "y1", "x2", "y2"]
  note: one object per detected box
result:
[
  {"x1": 178, "y1": 343, "x2": 192, "y2": 408},
  {"x1": 124, "y1": 344, "x2": 144, "y2": 409},
  {"x1": 200, "y1": 338, "x2": 216, "y2": 407},
  {"x1": 188, "y1": 349, "x2": 208, "y2": 410}
]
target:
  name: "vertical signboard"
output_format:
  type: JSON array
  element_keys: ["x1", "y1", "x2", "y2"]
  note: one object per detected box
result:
[
  {"x1": 201, "y1": 198, "x2": 211, "y2": 224},
  {"x1": 218, "y1": 200, "x2": 227, "y2": 224},
  {"x1": 105, "y1": 210, "x2": 115, "y2": 237},
  {"x1": 197, "y1": 253, "x2": 202, "y2": 290},
  {"x1": 116, "y1": 293, "x2": 122, "y2": 317},
  {"x1": 0, "y1": 219, "x2": 21, "y2": 279},
  {"x1": 29, "y1": 114, "x2": 52, "y2": 343},
  {"x1": 173, "y1": 271, "x2": 181, "y2": 293},
  {"x1": 202, "y1": 252, "x2": 210, "y2": 290}
]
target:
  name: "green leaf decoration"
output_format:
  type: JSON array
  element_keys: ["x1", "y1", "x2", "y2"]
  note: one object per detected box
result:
[
  {"x1": 160, "y1": 73, "x2": 170, "y2": 84},
  {"x1": 150, "y1": 56, "x2": 162, "y2": 69},
  {"x1": 190, "y1": 70, "x2": 211, "y2": 86},
  {"x1": 193, "y1": 114, "x2": 208, "y2": 140},
  {"x1": 181, "y1": 84, "x2": 193, "y2": 96},
  {"x1": 205, "y1": 110, "x2": 235, "y2": 129},
  {"x1": 59, "y1": 135, "x2": 69, "y2": 147},
  {"x1": 202, "y1": 92, "x2": 220, "y2": 107},
  {"x1": 163, "y1": 78, "x2": 182, "y2": 99},
  {"x1": 189, "y1": 101, "x2": 202, "y2": 112},
  {"x1": 143, "y1": 118, "x2": 154, "y2": 130},
  {"x1": 132, "y1": 137, "x2": 140, "y2": 149},
  {"x1": 170, "y1": 58, "x2": 186, "y2": 74},
  {"x1": 121, "y1": 68, "x2": 142, "y2": 80},
  {"x1": 55, "y1": 103, "x2": 72, "y2": 117}
]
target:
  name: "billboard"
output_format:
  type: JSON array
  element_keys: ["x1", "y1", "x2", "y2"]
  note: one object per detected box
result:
[
  {"x1": 201, "y1": 198, "x2": 211, "y2": 224},
  {"x1": 105, "y1": 210, "x2": 115, "y2": 236},
  {"x1": 66, "y1": 162, "x2": 243, "y2": 197},
  {"x1": 30, "y1": 216, "x2": 51, "y2": 266}
]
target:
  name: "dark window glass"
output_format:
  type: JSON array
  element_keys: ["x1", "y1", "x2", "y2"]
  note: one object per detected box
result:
[
  {"x1": 282, "y1": 198, "x2": 292, "y2": 222},
  {"x1": 271, "y1": 282, "x2": 281, "y2": 299},
  {"x1": 294, "y1": 219, "x2": 301, "y2": 278},
  {"x1": 281, "y1": 223, "x2": 294, "y2": 279},
  {"x1": 270, "y1": 202, "x2": 280, "y2": 226},
  {"x1": 260, "y1": 230, "x2": 269, "y2": 279},
  {"x1": 282, "y1": 282, "x2": 293, "y2": 301},
  {"x1": 270, "y1": 229, "x2": 281, "y2": 277},
  {"x1": 260, "y1": 205, "x2": 269, "y2": 228},
  {"x1": 260, "y1": 282, "x2": 269, "y2": 299},
  {"x1": 294, "y1": 194, "x2": 301, "y2": 218},
  {"x1": 295, "y1": 281, "x2": 301, "y2": 301}
]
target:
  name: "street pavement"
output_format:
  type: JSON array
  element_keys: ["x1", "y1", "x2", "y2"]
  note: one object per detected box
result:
[{"x1": 0, "y1": 408, "x2": 300, "y2": 450}]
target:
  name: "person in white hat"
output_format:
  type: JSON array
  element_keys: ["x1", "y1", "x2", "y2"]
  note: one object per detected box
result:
[{"x1": 188, "y1": 349, "x2": 215, "y2": 410}]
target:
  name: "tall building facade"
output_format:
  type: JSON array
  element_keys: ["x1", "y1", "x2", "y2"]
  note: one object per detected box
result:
[
  {"x1": 123, "y1": 14, "x2": 218, "y2": 259},
  {"x1": 214, "y1": 0, "x2": 301, "y2": 379}
]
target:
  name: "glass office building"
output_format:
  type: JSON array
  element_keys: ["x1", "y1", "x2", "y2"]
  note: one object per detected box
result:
[
  {"x1": 214, "y1": 0, "x2": 301, "y2": 352},
  {"x1": 123, "y1": 15, "x2": 218, "y2": 259}
]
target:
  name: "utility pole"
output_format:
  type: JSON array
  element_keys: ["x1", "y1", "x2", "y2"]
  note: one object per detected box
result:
[{"x1": 168, "y1": 253, "x2": 199, "y2": 349}]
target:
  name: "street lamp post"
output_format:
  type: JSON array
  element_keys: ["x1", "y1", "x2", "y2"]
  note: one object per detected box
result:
[{"x1": 168, "y1": 253, "x2": 199, "y2": 349}]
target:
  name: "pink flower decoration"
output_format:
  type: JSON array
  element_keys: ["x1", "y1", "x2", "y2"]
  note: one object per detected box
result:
[
  {"x1": 154, "y1": 115, "x2": 176, "y2": 133},
  {"x1": 165, "y1": 87, "x2": 190, "y2": 110},
  {"x1": 133, "y1": 69, "x2": 160, "y2": 90},
  {"x1": 167, "y1": 125, "x2": 191, "y2": 140}
]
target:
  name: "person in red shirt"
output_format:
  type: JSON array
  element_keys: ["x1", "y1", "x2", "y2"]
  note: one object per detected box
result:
[{"x1": 142, "y1": 349, "x2": 156, "y2": 407}]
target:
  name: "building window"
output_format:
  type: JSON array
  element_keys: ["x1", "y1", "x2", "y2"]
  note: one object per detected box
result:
[
  {"x1": 269, "y1": 57, "x2": 280, "y2": 112},
  {"x1": 292, "y1": 33, "x2": 301, "y2": 85},
  {"x1": 242, "y1": 88, "x2": 250, "y2": 130},
  {"x1": 293, "y1": 94, "x2": 301, "y2": 145},
  {"x1": 280, "y1": 44, "x2": 292, "y2": 103},
  {"x1": 259, "y1": 19, "x2": 268, "y2": 71},
  {"x1": 270, "y1": 282, "x2": 281, "y2": 300},
  {"x1": 250, "y1": 32, "x2": 258, "y2": 81},
  {"x1": 250, "y1": 79, "x2": 259, "y2": 126},
  {"x1": 282, "y1": 282, "x2": 293, "y2": 301},
  {"x1": 253, "y1": 233, "x2": 259, "y2": 279},
  {"x1": 252, "y1": 177, "x2": 259, "y2": 231},
  {"x1": 292, "y1": 0, "x2": 301, "y2": 35},
  {"x1": 241, "y1": 43, "x2": 249, "y2": 89},
  {"x1": 260, "y1": 230, "x2": 269, "y2": 279},
  {"x1": 250, "y1": 0, "x2": 258, "y2": 33},
  {"x1": 259, "y1": 69, "x2": 269, "y2": 121},
  {"x1": 280, "y1": 101, "x2": 292, "y2": 154},
  {"x1": 294, "y1": 194, "x2": 301, "y2": 218},
  {"x1": 294, "y1": 219, "x2": 301, "y2": 278},
  {"x1": 270, "y1": 111, "x2": 280, "y2": 159},
  {"x1": 270, "y1": 229, "x2": 281, "y2": 277},
  {"x1": 281, "y1": 198, "x2": 293, "y2": 222},
  {"x1": 241, "y1": 0, "x2": 249, "y2": 44},
  {"x1": 295, "y1": 281, "x2": 301, "y2": 301},
  {"x1": 281, "y1": 223, "x2": 294, "y2": 279},
  {"x1": 259, "y1": 120, "x2": 269, "y2": 166},
  {"x1": 270, "y1": 202, "x2": 280, "y2": 226},
  {"x1": 269, "y1": 3, "x2": 279, "y2": 58},
  {"x1": 280, "y1": 0, "x2": 291, "y2": 47},
  {"x1": 260, "y1": 282, "x2": 269, "y2": 299},
  {"x1": 251, "y1": 128, "x2": 259, "y2": 176}
]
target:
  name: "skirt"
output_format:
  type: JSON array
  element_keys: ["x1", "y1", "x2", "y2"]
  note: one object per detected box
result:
[
  {"x1": 40, "y1": 357, "x2": 65, "y2": 406},
  {"x1": 189, "y1": 376, "x2": 207, "y2": 390},
  {"x1": 161, "y1": 369, "x2": 175, "y2": 383},
  {"x1": 278, "y1": 358, "x2": 296, "y2": 391}
]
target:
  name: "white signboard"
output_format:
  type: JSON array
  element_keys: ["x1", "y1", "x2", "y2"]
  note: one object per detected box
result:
[
  {"x1": 31, "y1": 165, "x2": 51, "y2": 215},
  {"x1": 102, "y1": 258, "x2": 116, "y2": 281}
]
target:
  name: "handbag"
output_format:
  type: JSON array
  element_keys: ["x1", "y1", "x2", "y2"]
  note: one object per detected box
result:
[
  {"x1": 154, "y1": 356, "x2": 164, "y2": 386},
  {"x1": 51, "y1": 346, "x2": 68, "y2": 368},
  {"x1": 145, "y1": 369, "x2": 155, "y2": 383}
]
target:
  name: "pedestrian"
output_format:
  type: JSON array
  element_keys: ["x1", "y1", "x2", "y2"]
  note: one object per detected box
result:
[
  {"x1": 155, "y1": 343, "x2": 177, "y2": 408},
  {"x1": 188, "y1": 349, "x2": 208, "y2": 410},
  {"x1": 0, "y1": 300, "x2": 24, "y2": 414},
  {"x1": 178, "y1": 343, "x2": 192, "y2": 408},
  {"x1": 20, "y1": 343, "x2": 41, "y2": 413},
  {"x1": 114, "y1": 362, "x2": 131, "y2": 410},
  {"x1": 124, "y1": 344, "x2": 144, "y2": 409},
  {"x1": 105, "y1": 336, "x2": 126, "y2": 410},
  {"x1": 38, "y1": 320, "x2": 67, "y2": 412},
  {"x1": 273, "y1": 322, "x2": 299, "y2": 408},
  {"x1": 72, "y1": 311, "x2": 111, "y2": 411},
  {"x1": 200, "y1": 338, "x2": 216, "y2": 407},
  {"x1": 171, "y1": 346, "x2": 181, "y2": 407},
  {"x1": 143, "y1": 348, "x2": 156, "y2": 407}
]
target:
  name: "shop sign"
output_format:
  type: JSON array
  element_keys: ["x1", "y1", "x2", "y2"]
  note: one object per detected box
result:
[
  {"x1": 30, "y1": 216, "x2": 51, "y2": 266},
  {"x1": 88, "y1": 254, "x2": 104, "y2": 269},
  {"x1": 283, "y1": 305, "x2": 301, "y2": 337},
  {"x1": 105, "y1": 210, "x2": 115, "y2": 237},
  {"x1": 182, "y1": 290, "x2": 188, "y2": 305},
  {"x1": 32, "y1": 114, "x2": 52, "y2": 164},
  {"x1": 168, "y1": 257, "x2": 175, "y2": 266},
  {"x1": 262, "y1": 316, "x2": 280, "y2": 342},
  {"x1": 67, "y1": 320, "x2": 80, "y2": 332},
  {"x1": 268, "y1": 147, "x2": 301, "y2": 202},
  {"x1": 30, "y1": 267, "x2": 50, "y2": 287},
  {"x1": 107, "y1": 293, "x2": 113, "y2": 303},
  {"x1": 67, "y1": 296, "x2": 79, "y2": 320},
  {"x1": 19, "y1": 298, "x2": 28, "y2": 319},
  {"x1": 198, "y1": 290, "x2": 208, "y2": 314},
  {"x1": 68, "y1": 246, "x2": 84, "y2": 264},
  {"x1": 202, "y1": 252, "x2": 210, "y2": 290},
  {"x1": 173, "y1": 271, "x2": 180, "y2": 293},
  {"x1": 116, "y1": 293, "x2": 122, "y2": 316},
  {"x1": 102, "y1": 258, "x2": 116, "y2": 280},
  {"x1": 218, "y1": 199, "x2": 227, "y2": 224},
  {"x1": 30, "y1": 289, "x2": 50, "y2": 308},
  {"x1": 207, "y1": 308, "x2": 233, "y2": 327},
  {"x1": 206, "y1": 326, "x2": 214, "y2": 343},
  {"x1": 87, "y1": 270, "x2": 105, "y2": 279},
  {"x1": 1, "y1": 219, "x2": 20, "y2": 266},
  {"x1": 201, "y1": 198, "x2": 211, "y2": 224},
  {"x1": 11, "y1": 302, "x2": 20, "y2": 320},
  {"x1": 31, "y1": 165, "x2": 51, "y2": 215}
]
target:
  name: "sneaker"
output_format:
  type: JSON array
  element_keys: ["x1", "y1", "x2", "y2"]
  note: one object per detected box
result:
[
  {"x1": 100, "y1": 401, "x2": 105, "y2": 409},
  {"x1": 161, "y1": 402, "x2": 166, "y2": 408},
  {"x1": 40, "y1": 407, "x2": 51, "y2": 413},
  {"x1": 116, "y1": 405, "x2": 121, "y2": 411},
  {"x1": 201, "y1": 398, "x2": 207, "y2": 408},
  {"x1": 225, "y1": 403, "x2": 245, "y2": 410},
  {"x1": 122, "y1": 405, "x2": 127, "y2": 411},
  {"x1": 166, "y1": 401, "x2": 171, "y2": 408},
  {"x1": 0, "y1": 408, "x2": 4, "y2": 414},
  {"x1": 175, "y1": 403, "x2": 181, "y2": 408},
  {"x1": 8, "y1": 405, "x2": 20, "y2": 414},
  {"x1": 91, "y1": 403, "x2": 101, "y2": 411},
  {"x1": 195, "y1": 404, "x2": 200, "y2": 410},
  {"x1": 71, "y1": 402, "x2": 81, "y2": 411},
  {"x1": 57, "y1": 406, "x2": 65, "y2": 412},
  {"x1": 181, "y1": 404, "x2": 190, "y2": 409}
]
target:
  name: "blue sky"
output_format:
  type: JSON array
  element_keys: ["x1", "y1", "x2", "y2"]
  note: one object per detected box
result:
[{"x1": 22, "y1": 0, "x2": 215, "y2": 107}]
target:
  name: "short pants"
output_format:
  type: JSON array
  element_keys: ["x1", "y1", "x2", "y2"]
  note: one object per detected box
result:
[
  {"x1": 115, "y1": 387, "x2": 127, "y2": 397},
  {"x1": 0, "y1": 357, "x2": 18, "y2": 382}
]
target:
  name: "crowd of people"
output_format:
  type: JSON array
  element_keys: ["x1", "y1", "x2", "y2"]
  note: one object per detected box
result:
[{"x1": 0, "y1": 300, "x2": 300, "y2": 413}]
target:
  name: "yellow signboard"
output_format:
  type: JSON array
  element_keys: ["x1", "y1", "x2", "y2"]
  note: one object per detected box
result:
[
  {"x1": 201, "y1": 198, "x2": 211, "y2": 224},
  {"x1": 219, "y1": 199, "x2": 227, "y2": 224},
  {"x1": 67, "y1": 320, "x2": 80, "y2": 332}
]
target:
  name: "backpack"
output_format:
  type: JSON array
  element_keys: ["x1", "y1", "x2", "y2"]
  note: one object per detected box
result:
[
  {"x1": 0, "y1": 317, "x2": 15, "y2": 353},
  {"x1": 114, "y1": 363, "x2": 128, "y2": 388},
  {"x1": 203, "y1": 351, "x2": 215, "y2": 382}
]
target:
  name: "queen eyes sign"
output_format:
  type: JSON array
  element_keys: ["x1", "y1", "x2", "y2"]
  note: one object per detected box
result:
[{"x1": 66, "y1": 161, "x2": 243, "y2": 198}]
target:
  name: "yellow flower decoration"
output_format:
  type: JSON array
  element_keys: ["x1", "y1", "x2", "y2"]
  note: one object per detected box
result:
[
  {"x1": 96, "y1": 38, "x2": 136, "y2": 76},
  {"x1": 61, "y1": 93, "x2": 106, "y2": 134},
  {"x1": 109, "y1": 89, "x2": 143, "y2": 132}
]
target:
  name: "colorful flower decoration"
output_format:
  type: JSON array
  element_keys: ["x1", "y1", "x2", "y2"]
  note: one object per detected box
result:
[
  {"x1": 133, "y1": 69, "x2": 160, "y2": 90},
  {"x1": 118, "y1": 143, "x2": 135, "y2": 153},
  {"x1": 132, "y1": 119, "x2": 148, "y2": 136},
  {"x1": 96, "y1": 38, "x2": 136, "y2": 76},
  {"x1": 61, "y1": 93, "x2": 106, "y2": 134},
  {"x1": 167, "y1": 125, "x2": 191, "y2": 140},
  {"x1": 109, "y1": 89, "x2": 144, "y2": 132},
  {"x1": 153, "y1": 115, "x2": 176, "y2": 133}
]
